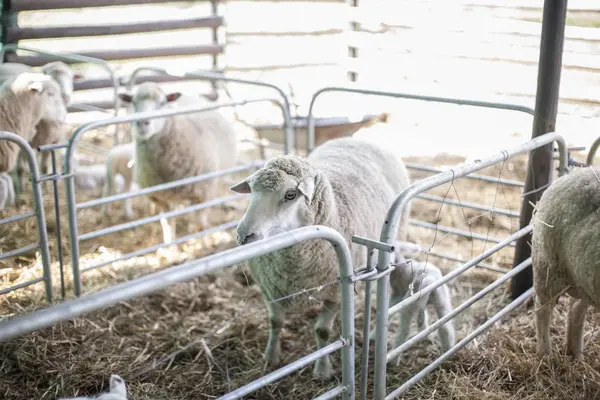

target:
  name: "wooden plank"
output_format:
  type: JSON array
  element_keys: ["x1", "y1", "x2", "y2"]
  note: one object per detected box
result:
[
  {"x1": 68, "y1": 91, "x2": 219, "y2": 113},
  {"x1": 11, "y1": 0, "x2": 208, "y2": 12},
  {"x1": 6, "y1": 16, "x2": 224, "y2": 41},
  {"x1": 8, "y1": 45, "x2": 223, "y2": 66},
  {"x1": 73, "y1": 71, "x2": 223, "y2": 91}
]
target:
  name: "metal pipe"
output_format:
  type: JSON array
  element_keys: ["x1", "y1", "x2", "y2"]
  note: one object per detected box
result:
[
  {"x1": 586, "y1": 136, "x2": 600, "y2": 166},
  {"x1": 82, "y1": 220, "x2": 240, "y2": 273},
  {"x1": 64, "y1": 99, "x2": 278, "y2": 297},
  {"x1": 373, "y1": 132, "x2": 565, "y2": 399},
  {"x1": 0, "y1": 278, "x2": 44, "y2": 296},
  {"x1": 511, "y1": 0, "x2": 568, "y2": 300},
  {"x1": 359, "y1": 247, "x2": 375, "y2": 400},
  {"x1": 0, "y1": 44, "x2": 121, "y2": 140},
  {"x1": 386, "y1": 258, "x2": 532, "y2": 362},
  {"x1": 0, "y1": 132, "x2": 53, "y2": 302},
  {"x1": 0, "y1": 243, "x2": 39, "y2": 261},
  {"x1": 77, "y1": 162, "x2": 264, "y2": 209},
  {"x1": 219, "y1": 340, "x2": 345, "y2": 400},
  {"x1": 385, "y1": 286, "x2": 534, "y2": 400},
  {"x1": 51, "y1": 151, "x2": 66, "y2": 299},
  {"x1": 415, "y1": 193, "x2": 520, "y2": 218},
  {"x1": 306, "y1": 87, "x2": 535, "y2": 154},
  {"x1": 388, "y1": 225, "x2": 533, "y2": 319},
  {"x1": 313, "y1": 386, "x2": 347, "y2": 400},
  {"x1": 79, "y1": 194, "x2": 243, "y2": 241},
  {"x1": 126, "y1": 67, "x2": 294, "y2": 154},
  {"x1": 0, "y1": 211, "x2": 34, "y2": 226},
  {"x1": 408, "y1": 219, "x2": 515, "y2": 247},
  {"x1": 405, "y1": 163, "x2": 525, "y2": 188},
  {"x1": 0, "y1": 225, "x2": 355, "y2": 400},
  {"x1": 420, "y1": 249, "x2": 508, "y2": 274}
]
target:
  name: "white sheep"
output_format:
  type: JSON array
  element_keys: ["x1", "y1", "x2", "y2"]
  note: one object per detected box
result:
[
  {"x1": 377, "y1": 242, "x2": 456, "y2": 361},
  {"x1": 532, "y1": 165, "x2": 600, "y2": 361},
  {"x1": 102, "y1": 142, "x2": 136, "y2": 219},
  {"x1": 0, "y1": 172, "x2": 15, "y2": 210},
  {"x1": 2, "y1": 62, "x2": 80, "y2": 191},
  {"x1": 230, "y1": 136, "x2": 412, "y2": 379},
  {"x1": 118, "y1": 82, "x2": 238, "y2": 244},
  {"x1": 0, "y1": 72, "x2": 67, "y2": 174},
  {"x1": 58, "y1": 374, "x2": 127, "y2": 400}
]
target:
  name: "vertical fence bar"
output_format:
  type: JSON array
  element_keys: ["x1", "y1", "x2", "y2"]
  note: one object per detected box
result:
[
  {"x1": 0, "y1": 132, "x2": 53, "y2": 302},
  {"x1": 50, "y1": 150, "x2": 66, "y2": 299},
  {"x1": 0, "y1": 0, "x2": 17, "y2": 61},
  {"x1": 359, "y1": 246, "x2": 375, "y2": 400},
  {"x1": 210, "y1": 0, "x2": 219, "y2": 93},
  {"x1": 511, "y1": 0, "x2": 568, "y2": 299}
]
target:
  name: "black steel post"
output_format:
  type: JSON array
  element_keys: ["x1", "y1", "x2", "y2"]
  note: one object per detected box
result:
[
  {"x1": 511, "y1": 0, "x2": 568, "y2": 299},
  {"x1": 1, "y1": 0, "x2": 17, "y2": 62}
]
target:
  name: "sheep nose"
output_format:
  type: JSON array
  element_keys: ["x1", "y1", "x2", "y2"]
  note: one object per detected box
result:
[{"x1": 237, "y1": 233, "x2": 257, "y2": 245}]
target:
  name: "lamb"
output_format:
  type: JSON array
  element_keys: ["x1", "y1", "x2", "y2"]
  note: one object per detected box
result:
[
  {"x1": 58, "y1": 374, "x2": 127, "y2": 400},
  {"x1": 118, "y1": 82, "x2": 238, "y2": 244},
  {"x1": 0, "y1": 172, "x2": 15, "y2": 210},
  {"x1": 0, "y1": 72, "x2": 67, "y2": 174},
  {"x1": 102, "y1": 142, "x2": 136, "y2": 219},
  {"x1": 230, "y1": 136, "x2": 412, "y2": 379},
  {"x1": 532, "y1": 165, "x2": 600, "y2": 361},
  {"x1": 378, "y1": 243, "x2": 456, "y2": 360}
]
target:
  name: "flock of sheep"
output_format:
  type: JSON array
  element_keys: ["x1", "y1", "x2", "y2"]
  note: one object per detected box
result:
[{"x1": 0, "y1": 58, "x2": 597, "y2": 398}]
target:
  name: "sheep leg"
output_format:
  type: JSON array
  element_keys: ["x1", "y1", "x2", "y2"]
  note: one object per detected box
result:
[
  {"x1": 313, "y1": 300, "x2": 338, "y2": 379},
  {"x1": 565, "y1": 297, "x2": 588, "y2": 361},
  {"x1": 122, "y1": 174, "x2": 134, "y2": 220},
  {"x1": 14, "y1": 150, "x2": 26, "y2": 194},
  {"x1": 535, "y1": 291, "x2": 556, "y2": 358},
  {"x1": 390, "y1": 293, "x2": 430, "y2": 364},
  {"x1": 416, "y1": 308, "x2": 429, "y2": 331},
  {"x1": 101, "y1": 171, "x2": 114, "y2": 218},
  {"x1": 432, "y1": 285, "x2": 456, "y2": 352},
  {"x1": 264, "y1": 303, "x2": 284, "y2": 367}
]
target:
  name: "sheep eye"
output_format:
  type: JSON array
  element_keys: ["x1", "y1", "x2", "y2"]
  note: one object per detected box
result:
[{"x1": 284, "y1": 190, "x2": 297, "y2": 201}]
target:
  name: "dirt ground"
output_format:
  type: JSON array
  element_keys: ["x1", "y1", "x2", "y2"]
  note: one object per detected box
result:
[{"x1": 1, "y1": 124, "x2": 596, "y2": 400}]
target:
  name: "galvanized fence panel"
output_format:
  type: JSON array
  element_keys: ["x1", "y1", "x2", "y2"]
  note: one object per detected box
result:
[
  {"x1": 369, "y1": 131, "x2": 567, "y2": 399},
  {"x1": 0, "y1": 132, "x2": 53, "y2": 301},
  {"x1": 0, "y1": 225, "x2": 357, "y2": 400},
  {"x1": 63, "y1": 97, "x2": 292, "y2": 297}
]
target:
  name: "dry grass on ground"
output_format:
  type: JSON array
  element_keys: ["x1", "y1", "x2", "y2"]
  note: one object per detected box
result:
[{"x1": 0, "y1": 145, "x2": 597, "y2": 399}]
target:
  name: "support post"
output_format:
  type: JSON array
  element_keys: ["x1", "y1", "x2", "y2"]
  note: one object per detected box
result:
[
  {"x1": 0, "y1": 0, "x2": 17, "y2": 62},
  {"x1": 347, "y1": 0, "x2": 359, "y2": 82},
  {"x1": 210, "y1": 0, "x2": 219, "y2": 93},
  {"x1": 510, "y1": 0, "x2": 568, "y2": 299}
]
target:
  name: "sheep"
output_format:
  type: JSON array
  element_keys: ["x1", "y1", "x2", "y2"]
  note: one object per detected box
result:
[
  {"x1": 102, "y1": 142, "x2": 136, "y2": 219},
  {"x1": 4, "y1": 62, "x2": 80, "y2": 191},
  {"x1": 0, "y1": 61, "x2": 82, "y2": 106},
  {"x1": 0, "y1": 172, "x2": 15, "y2": 210},
  {"x1": 230, "y1": 136, "x2": 412, "y2": 379},
  {"x1": 58, "y1": 374, "x2": 127, "y2": 400},
  {"x1": 376, "y1": 242, "x2": 456, "y2": 361},
  {"x1": 0, "y1": 72, "x2": 67, "y2": 174},
  {"x1": 532, "y1": 165, "x2": 600, "y2": 361},
  {"x1": 117, "y1": 82, "x2": 238, "y2": 244}
]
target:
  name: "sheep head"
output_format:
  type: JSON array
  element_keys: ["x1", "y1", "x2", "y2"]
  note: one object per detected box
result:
[
  {"x1": 40, "y1": 61, "x2": 78, "y2": 106},
  {"x1": 118, "y1": 82, "x2": 182, "y2": 140},
  {"x1": 230, "y1": 155, "x2": 319, "y2": 245},
  {"x1": 11, "y1": 72, "x2": 68, "y2": 125}
]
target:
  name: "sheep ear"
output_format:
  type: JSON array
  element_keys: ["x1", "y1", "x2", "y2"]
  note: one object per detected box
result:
[
  {"x1": 27, "y1": 81, "x2": 44, "y2": 93},
  {"x1": 166, "y1": 92, "x2": 182, "y2": 102},
  {"x1": 297, "y1": 175, "x2": 316, "y2": 205},
  {"x1": 118, "y1": 93, "x2": 133, "y2": 103},
  {"x1": 230, "y1": 178, "x2": 252, "y2": 194}
]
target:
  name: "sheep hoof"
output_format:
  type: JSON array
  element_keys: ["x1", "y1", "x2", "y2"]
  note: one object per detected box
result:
[
  {"x1": 312, "y1": 357, "x2": 333, "y2": 380},
  {"x1": 566, "y1": 348, "x2": 583, "y2": 361},
  {"x1": 536, "y1": 345, "x2": 551, "y2": 359},
  {"x1": 263, "y1": 352, "x2": 281, "y2": 369}
]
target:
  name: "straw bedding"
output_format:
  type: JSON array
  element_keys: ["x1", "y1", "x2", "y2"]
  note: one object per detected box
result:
[{"x1": 0, "y1": 139, "x2": 597, "y2": 400}]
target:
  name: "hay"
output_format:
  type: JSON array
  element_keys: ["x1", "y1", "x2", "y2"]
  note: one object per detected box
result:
[{"x1": 0, "y1": 145, "x2": 595, "y2": 399}]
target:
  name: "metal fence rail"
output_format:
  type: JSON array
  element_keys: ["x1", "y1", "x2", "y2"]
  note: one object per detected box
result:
[
  {"x1": 370, "y1": 131, "x2": 567, "y2": 399},
  {"x1": 0, "y1": 132, "x2": 53, "y2": 301},
  {"x1": 0, "y1": 225, "x2": 356, "y2": 400}
]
